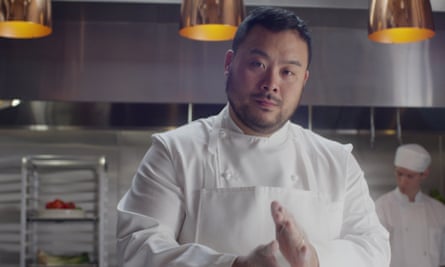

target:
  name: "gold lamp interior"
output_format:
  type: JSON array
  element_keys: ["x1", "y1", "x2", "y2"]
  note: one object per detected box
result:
[
  {"x1": 179, "y1": 0, "x2": 245, "y2": 41},
  {"x1": 368, "y1": 0, "x2": 435, "y2": 44},
  {"x1": 0, "y1": 0, "x2": 52, "y2": 39}
]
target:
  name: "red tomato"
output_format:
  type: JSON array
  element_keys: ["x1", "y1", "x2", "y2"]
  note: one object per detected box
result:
[
  {"x1": 64, "y1": 202, "x2": 76, "y2": 209},
  {"x1": 46, "y1": 199, "x2": 66, "y2": 209}
]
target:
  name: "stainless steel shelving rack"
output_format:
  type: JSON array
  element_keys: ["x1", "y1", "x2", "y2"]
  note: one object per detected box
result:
[
  {"x1": 0, "y1": 158, "x2": 22, "y2": 267},
  {"x1": 19, "y1": 155, "x2": 108, "y2": 267}
]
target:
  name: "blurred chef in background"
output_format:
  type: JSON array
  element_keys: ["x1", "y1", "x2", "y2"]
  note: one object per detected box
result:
[{"x1": 376, "y1": 144, "x2": 445, "y2": 267}]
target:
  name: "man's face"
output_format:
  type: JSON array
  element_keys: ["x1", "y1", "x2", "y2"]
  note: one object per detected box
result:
[
  {"x1": 224, "y1": 25, "x2": 309, "y2": 136},
  {"x1": 395, "y1": 166, "x2": 427, "y2": 196}
]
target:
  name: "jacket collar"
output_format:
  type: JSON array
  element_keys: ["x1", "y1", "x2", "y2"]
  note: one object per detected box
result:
[
  {"x1": 220, "y1": 104, "x2": 291, "y2": 146},
  {"x1": 394, "y1": 187, "x2": 424, "y2": 203}
]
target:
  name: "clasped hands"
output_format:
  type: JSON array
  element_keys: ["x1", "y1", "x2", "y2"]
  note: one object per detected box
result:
[{"x1": 232, "y1": 201, "x2": 319, "y2": 267}]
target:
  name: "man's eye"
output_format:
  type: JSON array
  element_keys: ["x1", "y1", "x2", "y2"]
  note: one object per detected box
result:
[
  {"x1": 282, "y1": 70, "x2": 295, "y2": 76},
  {"x1": 250, "y1": 61, "x2": 265, "y2": 68}
]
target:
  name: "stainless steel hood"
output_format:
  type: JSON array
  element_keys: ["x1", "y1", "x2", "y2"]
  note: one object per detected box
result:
[
  {"x1": 0, "y1": 2, "x2": 445, "y2": 107},
  {"x1": 1, "y1": 101, "x2": 445, "y2": 132}
]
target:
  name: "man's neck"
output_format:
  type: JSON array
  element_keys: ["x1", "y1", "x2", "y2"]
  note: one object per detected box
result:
[{"x1": 404, "y1": 190, "x2": 420, "y2": 202}]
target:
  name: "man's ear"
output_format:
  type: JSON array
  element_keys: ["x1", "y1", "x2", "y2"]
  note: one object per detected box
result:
[
  {"x1": 421, "y1": 168, "x2": 430, "y2": 180},
  {"x1": 224, "y1": 50, "x2": 234, "y2": 76},
  {"x1": 303, "y1": 70, "x2": 310, "y2": 87}
]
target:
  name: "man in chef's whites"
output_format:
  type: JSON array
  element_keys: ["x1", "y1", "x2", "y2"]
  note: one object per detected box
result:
[
  {"x1": 375, "y1": 144, "x2": 445, "y2": 267},
  {"x1": 116, "y1": 6, "x2": 390, "y2": 267}
]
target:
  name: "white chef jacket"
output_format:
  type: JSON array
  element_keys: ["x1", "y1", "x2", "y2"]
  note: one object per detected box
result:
[
  {"x1": 117, "y1": 105, "x2": 390, "y2": 267},
  {"x1": 375, "y1": 188, "x2": 445, "y2": 267}
]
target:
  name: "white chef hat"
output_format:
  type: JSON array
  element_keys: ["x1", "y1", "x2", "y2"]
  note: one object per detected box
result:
[{"x1": 394, "y1": 144, "x2": 431, "y2": 172}]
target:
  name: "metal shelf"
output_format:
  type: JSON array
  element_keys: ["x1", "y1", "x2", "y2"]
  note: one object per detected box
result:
[
  {"x1": 30, "y1": 264, "x2": 97, "y2": 267},
  {"x1": 27, "y1": 217, "x2": 99, "y2": 223}
]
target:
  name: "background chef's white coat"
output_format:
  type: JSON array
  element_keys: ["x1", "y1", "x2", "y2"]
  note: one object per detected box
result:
[
  {"x1": 117, "y1": 106, "x2": 390, "y2": 267},
  {"x1": 376, "y1": 188, "x2": 445, "y2": 267}
]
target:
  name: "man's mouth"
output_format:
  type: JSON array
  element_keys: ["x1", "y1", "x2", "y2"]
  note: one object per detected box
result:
[{"x1": 253, "y1": 94, "x2": 280, "y2": 108}]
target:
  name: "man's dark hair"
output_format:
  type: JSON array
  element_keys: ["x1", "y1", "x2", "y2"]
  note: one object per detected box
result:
[{"x1": 232, "y1": 6, "x2": 312, "y2": 68}]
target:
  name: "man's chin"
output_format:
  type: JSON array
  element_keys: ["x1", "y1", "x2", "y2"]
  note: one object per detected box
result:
[{"x1": 250, "y1": 119, "x2": 283, "y2": 134}]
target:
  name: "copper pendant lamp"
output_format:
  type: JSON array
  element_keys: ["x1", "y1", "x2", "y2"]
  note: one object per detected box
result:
[
  {"x1": 179, "y1": 0, "x2": 245, "y2": 41},
  {"x1": 0, "y1": 0, "x2": 52, "y2": 39},
  {"x1": 368, "y1": 0, "x2": 435, "y2": 44}
]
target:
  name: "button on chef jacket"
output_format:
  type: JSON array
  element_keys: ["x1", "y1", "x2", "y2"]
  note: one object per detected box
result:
[
  {"x1": 117, "y1": 105, "x2": 390, "y2": 267},
  {"x1": 376, "y1": 188, "x2": 445, "y2": 267}
]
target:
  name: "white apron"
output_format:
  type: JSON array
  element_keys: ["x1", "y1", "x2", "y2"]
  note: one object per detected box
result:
[
  {"x1": 397, "y1": 202, "x2": 431, "y2": 267},
  {"x1": 182, "y1": 118, "x2": 343, "y2": 266}
]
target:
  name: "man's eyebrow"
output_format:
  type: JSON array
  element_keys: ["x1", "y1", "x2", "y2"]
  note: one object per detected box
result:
[
  {"x1": 249, "y1": 48, "x2": 303, "y2": 67},
  {"x1": 286, "y1": 60, "x2": 303, "y2": 67},
  {"x1": 249, "y1": 48, "x2": 269, "y2": 58}
]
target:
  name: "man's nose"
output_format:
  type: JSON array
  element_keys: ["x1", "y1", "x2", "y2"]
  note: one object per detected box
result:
[{"x1": 261, "y1": 69, "x2": 279, "y2": 93}]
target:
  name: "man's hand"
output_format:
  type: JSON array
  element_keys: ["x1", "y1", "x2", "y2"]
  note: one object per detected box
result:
[
  {"x1": 232, "y1": 241, "x2": 280, "y2": 267},
  {"x1": 271, "y1": 201, "x2": 319, "y2": 267}
]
